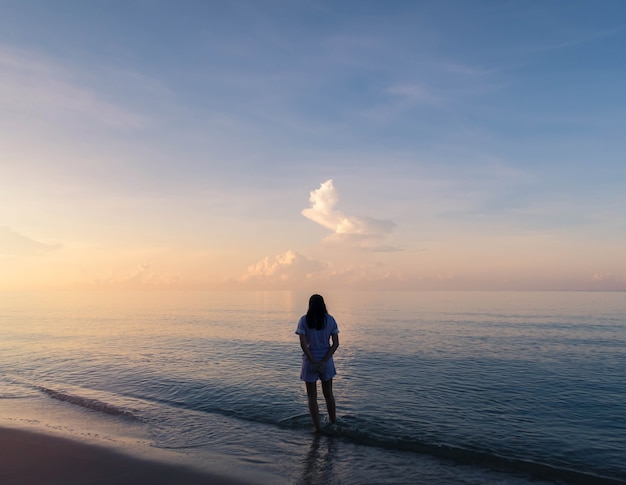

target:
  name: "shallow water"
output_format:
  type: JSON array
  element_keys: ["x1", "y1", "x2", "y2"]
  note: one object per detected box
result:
[{"x1": 1, "y1": 290, "x2": 625, "y2": 484}]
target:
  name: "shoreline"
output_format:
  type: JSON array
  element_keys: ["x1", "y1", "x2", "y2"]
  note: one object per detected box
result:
[{"x1": 0, "y1": 425, "x2": 251, "y2": 485}]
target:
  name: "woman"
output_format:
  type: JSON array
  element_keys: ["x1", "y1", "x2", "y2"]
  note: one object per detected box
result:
[{"x1": 295, "y1": 294, "x2": 339, "y2": 432}]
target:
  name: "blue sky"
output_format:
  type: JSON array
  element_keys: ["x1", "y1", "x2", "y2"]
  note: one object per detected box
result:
[{"x1": 1, "y1": 1, "x2": 625, "y2": 290}]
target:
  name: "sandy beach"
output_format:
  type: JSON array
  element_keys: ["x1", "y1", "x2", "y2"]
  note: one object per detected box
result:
[{"x1": 0, "y1": 426, "x2": 248, "y2": 485}]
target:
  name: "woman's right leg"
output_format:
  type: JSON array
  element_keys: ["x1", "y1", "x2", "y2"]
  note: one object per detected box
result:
[
  {"x1": 305, "y1": 381, "x2": 321, "y2": 432},
  {"x1": 321, "y1": 379, "x2": 336, "y2": 424}
]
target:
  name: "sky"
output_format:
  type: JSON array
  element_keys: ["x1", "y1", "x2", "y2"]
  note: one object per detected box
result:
[{"x1": 1, "y1": 0, "x2": 625, "y2": 291}]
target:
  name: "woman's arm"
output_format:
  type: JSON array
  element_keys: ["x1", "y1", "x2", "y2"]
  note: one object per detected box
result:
[
  {"x1": 319, "y1": 333, "x2": 339, "y2": 366},
  {"x1": 299, "y1": 334, "x2": 317, "y2": 364}
]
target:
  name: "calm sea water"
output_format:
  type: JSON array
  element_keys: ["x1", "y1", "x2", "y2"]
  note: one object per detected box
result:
[{"x1": 1, "y1": 290, "x2": 624, "y2": 484}]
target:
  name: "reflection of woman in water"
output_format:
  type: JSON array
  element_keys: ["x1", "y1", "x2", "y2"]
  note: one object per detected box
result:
[{"x1": 295, "y1": 294, "x2": 339, "y2": 433}]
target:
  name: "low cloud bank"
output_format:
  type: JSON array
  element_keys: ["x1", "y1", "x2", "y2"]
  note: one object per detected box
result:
[
  {"x1": 238, "y1": 250, "x2": 324, "y2": 286},
  {"x1": 86, "y1": 264, "x2": 181, "y2": 290}
]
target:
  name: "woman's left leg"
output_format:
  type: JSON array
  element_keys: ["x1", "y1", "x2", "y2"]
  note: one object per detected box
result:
[
  {"x1": 321, "y1": 378, "x2": 336, "y2": 424},
  {"x1": 305, "y1": 381, "x2": 321, "y2": 432}
]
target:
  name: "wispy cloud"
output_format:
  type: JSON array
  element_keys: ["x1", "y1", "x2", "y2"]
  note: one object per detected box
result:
[
  {"x1": 301, "y1": 179, "x2": 396, "y2": 249},
  {"x1": 0, "y1": 227, "x2": 61, "y2": 258},
  {"x1": 0, "y1": 46, "x2": 148, "y2": 131},
  {"x1": 385, "y1": 83, "x2": 440, "y2": 105},
  {"x1": 525, "y1": 28, "x2": 619, "y2": 54}
]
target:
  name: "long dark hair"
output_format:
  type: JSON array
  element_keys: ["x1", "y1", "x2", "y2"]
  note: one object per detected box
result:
[{"x1": 306, "y1": 294, "x2": 327, "y2": 330}]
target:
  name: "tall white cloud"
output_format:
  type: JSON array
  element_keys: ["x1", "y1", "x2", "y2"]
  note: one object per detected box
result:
[{"x1": 301, "y1": 179, "x2": 396, "y2": 248}]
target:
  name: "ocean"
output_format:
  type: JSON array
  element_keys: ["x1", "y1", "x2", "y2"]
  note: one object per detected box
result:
[{"x1": 1, "y1": 290, "x2": 624, "y2": 484}]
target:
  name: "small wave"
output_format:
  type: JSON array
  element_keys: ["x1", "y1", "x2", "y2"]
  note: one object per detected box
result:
[
  {"x1": 0, "y1": 375, "x2": 40, "y2": 399},
  {"x1": 38, "y1": 387, "x2": 139, "y2": 420},
  {"x1": 154, "y1": 394, "x2": 625, "y2": 484},
  {"x1": 194, "y1": 405, "x2": 626, "y2": 485},
  {"x1": 318, "y1": 415, "x2": 626, "y2": 485}
]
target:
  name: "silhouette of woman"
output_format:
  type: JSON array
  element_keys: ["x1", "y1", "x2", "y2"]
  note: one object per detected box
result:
[{"x1": 295, "y1": 294, "x2": 339, "y2": 432}]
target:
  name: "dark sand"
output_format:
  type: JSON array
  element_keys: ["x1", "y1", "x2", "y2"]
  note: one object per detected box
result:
[{"x1": 0, "y1": 426, "x2": 249, "y2": 484}]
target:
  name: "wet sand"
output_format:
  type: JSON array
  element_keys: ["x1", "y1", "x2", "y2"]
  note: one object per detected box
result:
[{"x1": 0, "y1": 426, "x2": 249, "y2": 484}]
